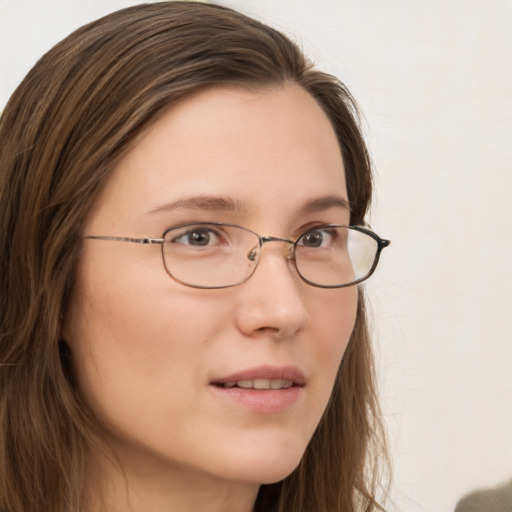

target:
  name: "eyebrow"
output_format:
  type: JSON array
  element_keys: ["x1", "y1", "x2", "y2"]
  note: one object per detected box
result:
[
  {"x1": 145, "y1": 194, "x2": 351, "y2": 217},
  {"x1": 297, "y1": 195, "x2": 352, "y2": 215},
  {"x1": 145, "y1": 195, "x2": 249, "y2": 216}
]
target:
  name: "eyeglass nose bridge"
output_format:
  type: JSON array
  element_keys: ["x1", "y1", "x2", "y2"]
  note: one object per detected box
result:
[{"x1": 247, "y1": 235, "x2": 295, "y2": 263}]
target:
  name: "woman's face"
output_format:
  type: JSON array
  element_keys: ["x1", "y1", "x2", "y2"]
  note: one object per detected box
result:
[{"x1": 64, "y1": 84, "x2": 357, "y2": 490}]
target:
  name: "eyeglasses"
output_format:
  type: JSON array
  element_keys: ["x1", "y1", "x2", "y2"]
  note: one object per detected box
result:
[{"x1": 85, "y1": 222, "x2": 390, "y2": 289}]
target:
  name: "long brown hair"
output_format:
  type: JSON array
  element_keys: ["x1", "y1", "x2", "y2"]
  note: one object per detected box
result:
[{"x1": 0, "y1": 2, "x2": 387, "y2": 511}]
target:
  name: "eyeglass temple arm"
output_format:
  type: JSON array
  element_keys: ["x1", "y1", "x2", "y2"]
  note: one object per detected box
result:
[
  {"x1": 84, "y1": 235, "x2": 164, "y2": 245},
  {"x1": 351, "y1": 225, "x2": 391, "y2": 250}
]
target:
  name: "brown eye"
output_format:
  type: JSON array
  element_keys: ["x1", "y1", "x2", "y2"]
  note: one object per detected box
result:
[
  {"x1": 298, "y1": 229, "x2": 334, "y2": 248},
  {"x1": 301, "y1": 231, "x2": 323, "y2": 247},
  {"x1": 171, "y1": 227, "x2": 221, "y2": 247}
]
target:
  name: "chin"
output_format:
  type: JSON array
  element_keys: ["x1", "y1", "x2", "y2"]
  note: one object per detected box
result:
[
  {"x1": 225, "y1": 461, "x2": 301, "y2": 486},
  {"x1": 216, "y1": 436, "x2": 307, "y2": 485},
  {"x1": 257, "y1": 463, "x2": 301, "y2": 485}
]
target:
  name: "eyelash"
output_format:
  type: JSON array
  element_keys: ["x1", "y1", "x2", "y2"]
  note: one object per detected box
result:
[
  {"x1": 170, "y1": 226, "x2": 226, "y2": 246},
  {"x1": 165, "y1": 222, "x2": 346, "y2": 244}
]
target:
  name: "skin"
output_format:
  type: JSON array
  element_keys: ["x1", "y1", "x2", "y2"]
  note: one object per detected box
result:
[{"x1": 63, "y1": 83, "x2": 358, "y2": 512}]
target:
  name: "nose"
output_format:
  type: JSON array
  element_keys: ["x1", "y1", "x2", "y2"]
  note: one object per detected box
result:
[{"x1": 235, "y1": 244, "x2": 309, "y2": 340}]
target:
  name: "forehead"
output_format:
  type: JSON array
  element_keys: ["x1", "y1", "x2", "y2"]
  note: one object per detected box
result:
[{"x1": 86, "y1": 84, "x2": 348, "y2": 231}]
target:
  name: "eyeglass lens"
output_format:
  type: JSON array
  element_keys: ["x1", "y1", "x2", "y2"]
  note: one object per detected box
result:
[{"x1": 161, "y1": 223, "x2": 380, "y2": 289}]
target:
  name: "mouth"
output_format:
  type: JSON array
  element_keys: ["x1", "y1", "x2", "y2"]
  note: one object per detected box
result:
[
  {"x1": 211, "y1": 365, "x2": 306, "y2": 392},
  {"x1": 210, "y1": 366, "x2": 305, "y2": 413},
  {"x1": 215, "y1": 378, "x2": 296, "y2": 390}
]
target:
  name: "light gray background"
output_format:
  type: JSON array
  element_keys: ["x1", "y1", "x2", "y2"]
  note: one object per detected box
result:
[{"x1": 1, "y1": 1, "x2": 511, "y2": 511}]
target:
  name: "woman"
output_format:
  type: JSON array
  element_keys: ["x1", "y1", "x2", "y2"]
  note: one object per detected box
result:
[{"x1": 0, "y1": 2, "x2": 389, "y2": 511}]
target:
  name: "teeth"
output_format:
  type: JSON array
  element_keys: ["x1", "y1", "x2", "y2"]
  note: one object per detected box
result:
[
  {"x1": 254, "y1": 378, "x2": 270, "y2": 389},
  {"x1": 270, "y1": 379, "x2": 283, "y2": 389},
  {"x1": 237, "y1": 380, "x2": 254, "y2": 389},
  {"x1": 222, "y1": 379, "x2": 294, "y2": 389}
]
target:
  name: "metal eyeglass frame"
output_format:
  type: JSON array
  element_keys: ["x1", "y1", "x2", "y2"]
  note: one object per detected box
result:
[{"x1": 84, "y1": 222, "x2": 390, "y2": 289}]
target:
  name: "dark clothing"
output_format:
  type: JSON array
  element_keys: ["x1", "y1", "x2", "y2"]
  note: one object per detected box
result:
[{"x1": 455, "y1": 480, "x2": 512, "y2": 512}]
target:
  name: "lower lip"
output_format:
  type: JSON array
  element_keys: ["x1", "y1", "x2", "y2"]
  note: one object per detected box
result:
[{"x1": 210, "y1": 385, "x2": 302, "y2": 413}]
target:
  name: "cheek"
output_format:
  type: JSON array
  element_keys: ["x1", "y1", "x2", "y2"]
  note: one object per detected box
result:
[
  {"x1": 310, "y1": 286, "x2": 358, "y2": 363},
  {"x1": 301, "y1": 286, "x2": 358, "y2": 425},
  {"x1": 63, "y1": 254, "x2": 232, "y2": 425}
]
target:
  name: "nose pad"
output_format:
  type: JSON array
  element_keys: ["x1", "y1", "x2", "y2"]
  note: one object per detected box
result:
[
  {"x1": 246, "y1": 246, "x2": 259, "y2": 262},
  {"x1": 286, "y1": 243, "x2": 295, "y2": 261},
  {"x1": 256, "y1": 238, "x2": 297, "y2": 277},
  {"x1": 246, "y1": 238, "x2": 295, "y2": 269},
  {"x1": 260, "y1": 236, "x2": 295, "y2": 255}
]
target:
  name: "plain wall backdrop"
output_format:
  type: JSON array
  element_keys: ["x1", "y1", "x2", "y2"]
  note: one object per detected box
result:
[{"x1": 1, "y1": 1, "x2": 511, "y2": 511}]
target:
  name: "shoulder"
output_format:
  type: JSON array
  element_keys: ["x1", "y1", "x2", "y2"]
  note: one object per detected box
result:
[{"x1": 454, "y1": 479, "x2": 512, "y2": 512}]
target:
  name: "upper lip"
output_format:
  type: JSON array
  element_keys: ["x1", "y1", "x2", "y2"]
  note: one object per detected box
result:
[{"x1": 212, "y1": 365, "x2": 306, "y2": 386}]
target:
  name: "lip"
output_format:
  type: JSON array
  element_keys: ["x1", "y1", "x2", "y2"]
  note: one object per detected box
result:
[
  {"x1": 212, "y1": 365, "x2": 306, "y2": 386},
  {"x1": 210, "y1": 365, "x2": 306, "y2": 414}
]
